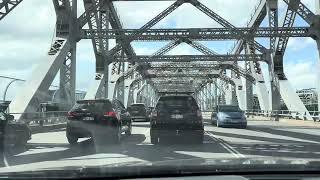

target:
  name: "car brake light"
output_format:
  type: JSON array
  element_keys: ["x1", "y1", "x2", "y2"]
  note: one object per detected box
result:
[
  {"x1": 104, "y1": 111, "x2": 117, "y2": 117},
  {"x1": 67, "y1": 111, "x2": 77, "y2": 118},
  {"x1": 124, "y1": 112, "x2": 130, "y2": 116}
]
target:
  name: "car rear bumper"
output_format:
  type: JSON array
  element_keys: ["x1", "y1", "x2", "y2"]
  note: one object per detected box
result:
[
  {"x1": 151, "y1": 129, "x2": 204, "y2": 137},
  {"x1": 219, "y1": 120, "x2": 247, "y2": 127},
  {"x1": 67, "y1": 120, "x2": 118, "y2": 137}
]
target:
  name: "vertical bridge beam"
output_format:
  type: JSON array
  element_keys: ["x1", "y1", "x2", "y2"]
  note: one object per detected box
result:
[{"x1": 316, "y1": 0, "x2": 320, "y2": 115}]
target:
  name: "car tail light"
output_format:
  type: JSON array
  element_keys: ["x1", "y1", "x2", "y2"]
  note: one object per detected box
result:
[
  {"x1": 104, "y1": 111, "x2": 117, "y2": 117},
  {"x1": 67, "y1": 111, "x2": 77, "y2": 118},
  {"x1": 124, "y1": 112, "x2": 130, "y2": 116}
]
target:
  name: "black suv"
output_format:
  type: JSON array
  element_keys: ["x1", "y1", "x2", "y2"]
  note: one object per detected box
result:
[
  {"x1": 150, "y1": 95, "x2": 204, "y2": 144},
  {"x1": 128, "y1": 103, "x2": 148, "y2": 122},
  {"x1": 66, "y1": 99, "x2": 132, "y2": 145},
  {"x1": 0, "y1": 111, "x2": 31, "y2": 148}
]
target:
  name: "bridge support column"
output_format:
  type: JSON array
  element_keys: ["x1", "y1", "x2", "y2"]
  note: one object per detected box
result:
[
  {"x1": 268, "y1": 53, "x2": 281, "y2": 112},
  {"x1": 317, "y1": 40, "x2": 320, "y2": 114},
  {"x1": 59, "y1": 0, "x2": 77, "y2": 107},
  {"x1": 213, "y1": 79, "x2": 218, "y2": 107},
  {"x1": 271, "y1": 53, "x2": 312, "y2": 120},
  {"x1": 315, "y1": 0, "x2": 320, "y2": 114},
  {"x1": 231, "y1": 85, "x2": 238, "y2": 106}
]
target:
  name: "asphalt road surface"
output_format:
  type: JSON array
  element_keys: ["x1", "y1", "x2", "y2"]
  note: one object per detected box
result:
[{"x1": 1, "y1": 120, "x2": 320, "y2": 172}]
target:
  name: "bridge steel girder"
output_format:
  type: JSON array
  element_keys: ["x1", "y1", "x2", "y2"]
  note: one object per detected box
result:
[
  {"x1": 116, "y1": 36, "x2": 184, "y2": 105},
  {"x1": 265, "y1": 0, "x2": 317, "y2": 120},
  {"x1": 80, "y1": 27, "x2": 311, "y2": 40},
  {"x1": 101, "y1": 0, "x2": 185, "y2": 104},
  {"x1": 226, "y1": 0, "x2": 270, "y2": 112},
  {"x1": 9, "y1": 0, "x2": 78, "y2": 118},
  {"x1": 267, "y1": 0, "x2": 278, "y2": 51},
  {"x1": 59, "y1": 0, "x2": 78, "y2": 106},
  {"x1": 0, "y1": 0, "x2": 23, "y2": 21},
  {"x1": 315, "y1": 0, "x2": 320, "y2": 114},
  {"x1": 190, "y1": 0, "x2": 267, "y2": 53},
  {"x1": 113, "y1": 54, "x2": 265, "y2": 63},
  {"x1": 83, "y1": 0, "x2": 110, "y2": 99},
  {"x1": 108, "y1": 0, "x2": 184, "y2": 56}
]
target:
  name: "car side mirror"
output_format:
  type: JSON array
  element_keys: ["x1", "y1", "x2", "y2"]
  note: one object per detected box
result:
[{"x1": 7, "y1": 115, "x2": 14, "y2": 121}]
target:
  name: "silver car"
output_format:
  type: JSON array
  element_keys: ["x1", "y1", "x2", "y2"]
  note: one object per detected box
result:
[{"x1": 211, "y1": 105, "x2": 247, "y2": 128}]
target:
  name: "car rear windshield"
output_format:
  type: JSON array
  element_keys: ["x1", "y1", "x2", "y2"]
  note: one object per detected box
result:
[
  {"x1": 71, "y1": 100, "x2": 113, "y2": 113},
  {"x1": 157, "y1": 96, "x2": 198, "y2": 109},
  {"x1": 129, "y1": 104, "x2": 145, "y2": 110},
  {"x1": 218, "y1": 106, "x2": 241, "y2": 112}
]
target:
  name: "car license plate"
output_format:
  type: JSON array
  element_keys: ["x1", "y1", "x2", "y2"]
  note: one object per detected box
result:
[
  {"x1": 83, "y1": 117, "x2": 94, "y2": 121},
  {"x1": 171, "y1": 114, "x2": 183, "y2": 119},
  {"x1": 133, "y1": 111, "x2": 139, "y2": 113}
]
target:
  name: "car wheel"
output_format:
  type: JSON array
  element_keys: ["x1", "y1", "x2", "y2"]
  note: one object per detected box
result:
[
  {"x1": 15, "y1": 137, "x2": 28, "y2": 148},
  {"x1": 67, "y1": 134, "x2": 78, "y2": 145},
  {"x1": 197, "y1": 135, "x2": 204, "y2": 144},
  {"x1": 241, "y1": 125, "x2": 247, "y2": 129},
  {"x1": 150, "y1": 134, "x2": 158, "y2": 144},
  {"x1": 125, "y1": 123, "x2": 132, "y2": 136}
]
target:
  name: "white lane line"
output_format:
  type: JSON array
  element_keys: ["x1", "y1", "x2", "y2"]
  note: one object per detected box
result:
[
  {"x1": 205, "y1": 132, "x2": 245, "y2": 158},
  {"x1": 136, "y1": 128, "x2": 150, "y2": 145},
  {"x1": 3, "y1": 156, "x2": 9, "y2": 167}
]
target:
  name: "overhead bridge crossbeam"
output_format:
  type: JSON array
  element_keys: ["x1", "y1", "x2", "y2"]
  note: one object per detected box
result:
[
  {"x1": 81, "y1": 27, "x2": 310, "y2": 41},
  {"x1": 113, "y1": 54, "x2": 265, "y2": 63}
]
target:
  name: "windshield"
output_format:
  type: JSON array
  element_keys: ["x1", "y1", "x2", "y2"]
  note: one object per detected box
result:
[
  {"x1": 218, "y1": 106, "x2": 242, "y2": 112},
  {"x1": 1, "y1": 0, "x2": 320, "y2": 178},
  {"x1": 157, "y1": 96, "x2": 198, "y2": 110},
  {"x1": 129, "y1": 104, "x2": 145, "y2": 111}
]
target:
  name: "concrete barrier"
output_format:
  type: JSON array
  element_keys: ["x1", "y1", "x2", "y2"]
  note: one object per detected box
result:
[{"x1": 248, "y1": 115, "x2": 320, "y2": 127}]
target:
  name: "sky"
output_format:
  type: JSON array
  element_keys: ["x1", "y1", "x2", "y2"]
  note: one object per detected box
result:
[{"x1": 0, "y1": 0, "x2": 319, "y2": 101}]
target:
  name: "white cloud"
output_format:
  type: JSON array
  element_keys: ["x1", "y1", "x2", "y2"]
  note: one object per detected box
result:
[
  {"x1": 285, "y1": 60, "x2": 317, "y2": 90},
  {"x1": 287, "y1": 37, "x2": 315, "y2": 51}
]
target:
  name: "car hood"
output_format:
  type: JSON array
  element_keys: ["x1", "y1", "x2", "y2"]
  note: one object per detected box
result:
[{"x1": 0, "y1": 157, "x2": 319, "y2": 178}]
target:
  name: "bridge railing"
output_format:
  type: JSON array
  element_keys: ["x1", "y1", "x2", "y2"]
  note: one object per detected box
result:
[
  {"x1": 9, "y1": 111, "x2": 68, "y2": 127},
  {"x1": 202, "y1": 109, "x2": 320, "y2": 122},
  {"x1": 245, "y1": 109, "x2": 320, "y2": 121}
]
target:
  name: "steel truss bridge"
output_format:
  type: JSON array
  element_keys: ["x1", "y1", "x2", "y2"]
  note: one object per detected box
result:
[{"x1": 1, "y1": 0, "x2": 320, "y2": 120}]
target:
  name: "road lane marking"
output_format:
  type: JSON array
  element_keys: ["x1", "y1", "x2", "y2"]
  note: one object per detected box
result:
[
  {"x1": 205, "y1": 132, "x2": 245, "y2": 158},
  {"x1": 3, "y1": 155, "x2": 9, "y2": 167}
]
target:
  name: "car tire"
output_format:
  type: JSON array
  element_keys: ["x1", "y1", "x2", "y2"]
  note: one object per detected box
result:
[
  {"x1": 241, "y1": 125, "x2": 247, "y2": 129},
  {"x1": 198, "y1": 135, "x2": 204, "y2": 144},
  {"x1": 125, "y1": 123, "x2": 132, "y2": 136},
  {"x1": 150, "y1": 134, "x2": 158, "y2": 144},
  {"x1": 67, "y1": 134, "x2": 78, "y2": 145}
]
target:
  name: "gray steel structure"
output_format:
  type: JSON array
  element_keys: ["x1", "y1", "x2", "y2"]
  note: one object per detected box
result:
[{"x1": 1, "y1": 0, "x2": 319, "y2": 121}]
